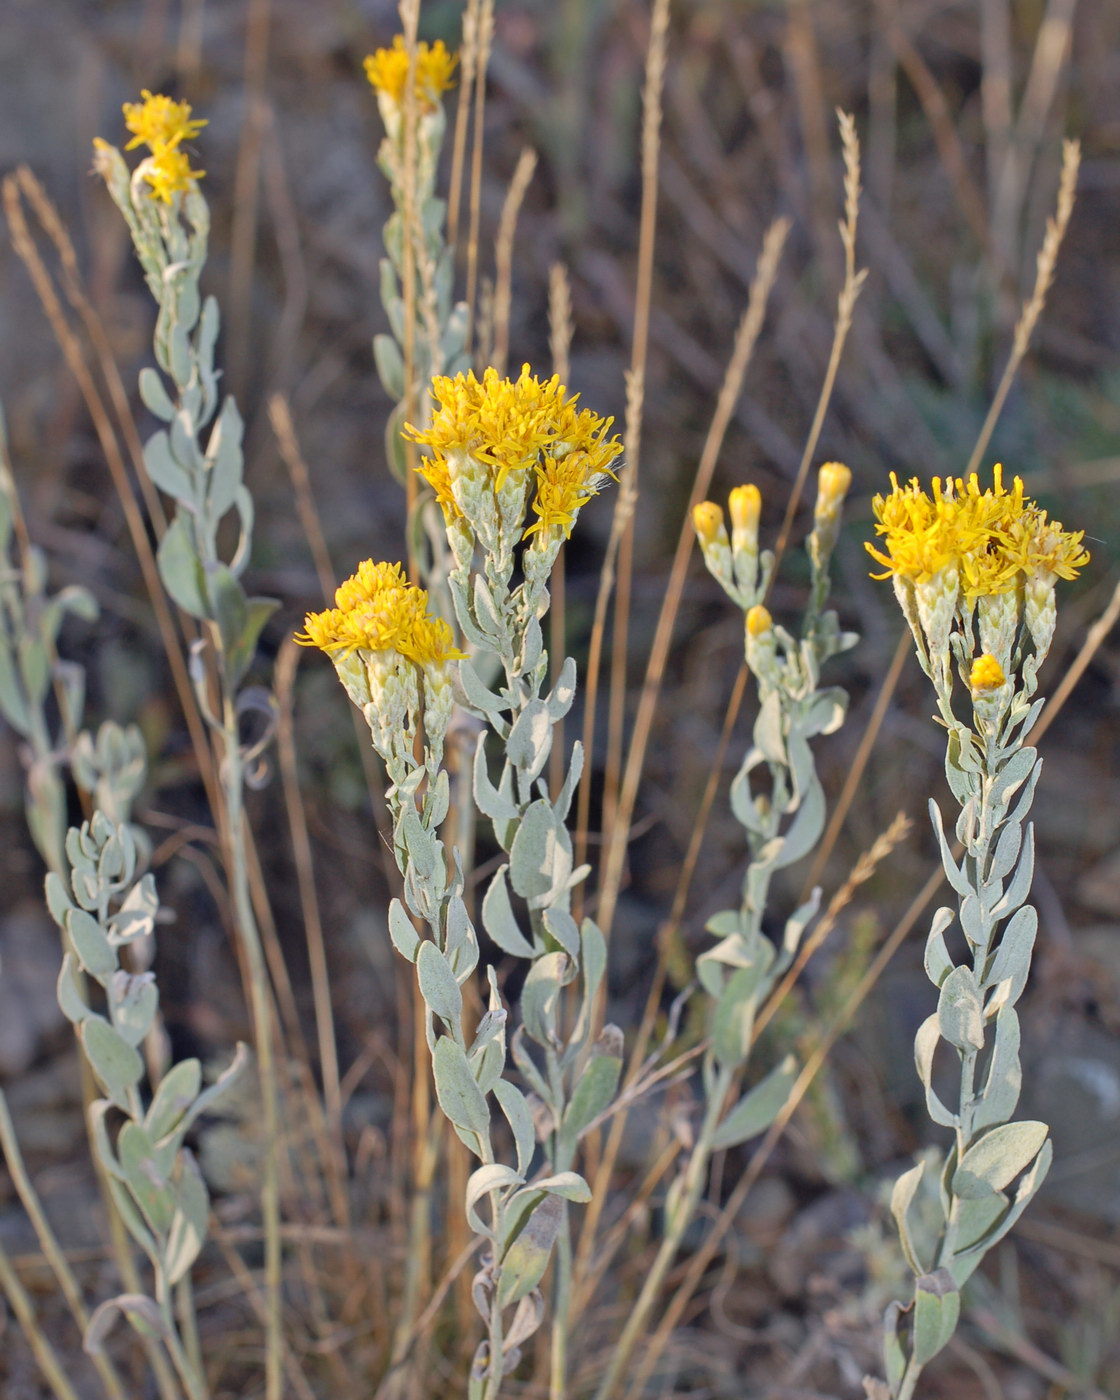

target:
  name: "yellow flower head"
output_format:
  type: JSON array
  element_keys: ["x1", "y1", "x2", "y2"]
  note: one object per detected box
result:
[
  {"x1": 728, "y1": 484, "x2": 761, "y2": 534},
  {"x1": 692, "y1": 501, "x2": 725, "y2": 545},
  {"x1": 407, "y1": 365, "x2": 622, "y2": 531},
  {"x1": 866, "y1": 465, "x2": 1087, "y2": 598},
  {"x1": 364, "y1": 36, "x2": 458, "y2": 111},
  {"x1": 122, "y1": 89, "x2": 207, "y2": 153},
  {"x1": 746, "y1": 604, "x2": 773, "y2": 637},
  {"x1": 141, "y1": 145, "x2": 205, "y2": 204},
  {"x1": 969, "y1": 653, "x2": 1006, "y2": 692},
  {"x1": 296, "y1": 560, "x2": 464, "y2": 666}
]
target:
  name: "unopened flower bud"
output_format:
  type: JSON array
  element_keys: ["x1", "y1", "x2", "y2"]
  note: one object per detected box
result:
[
  {"x1": 816, "y1": 462, "x2": 852, "y2": 517},
  {"x1": 728, "y1": 484, "x2": 761, "y2": 536},
  {"x1": 746, "y1": 605, "x2": 772, "y2": 637},
  {"x1": 693, "y1": 501, "x2": 736, "y2": 598},
  {"x1": 745, "y1": 604, "x2": 779, "y2": 688},
  {"x1": 729, "y1": 484, "x2": 762, "y2": 598},
  {"x1": 969, "y1": 653, "x2": 1006, "y2": 692},
  {"x1": 692, "y1": 501, "x2": 726, "y2": 546}
]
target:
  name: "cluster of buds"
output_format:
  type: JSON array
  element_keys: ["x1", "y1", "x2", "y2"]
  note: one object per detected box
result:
[
  {"x1": 405, "y1": 364, "x2": 623, "y2": 601},
  {"x1": 364, "y1": 36, "x2": 458, "y2": 201},
  {"x1": 94, "y1": 89, "x2": 206, "y2": 204},
  {"x1": 867, "y1": 465, "x2": 1088, "y2": 722},
  {"x1": 296, "y1": 560, "x2": 463, "y2": 783},
  {"x1": 693, "y1": 461, "x2": 854, "y2": 685}
]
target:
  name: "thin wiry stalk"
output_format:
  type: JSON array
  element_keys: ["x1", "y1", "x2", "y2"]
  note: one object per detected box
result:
[
  {"x1": 0, "y1": 1241, "x2": 84, "y2": 1400},
  {"x1": 465, "y1": 0, "x2": 495, "y2": 350},
  {"x1": 593, "y1": 215, "x2": 789, "y2": 938},
  {"x1": 274, "y1": 640, "x2": 350, "y2": 1230},
  {"x1": 398, "y1": 0, "x2": 422, "y2": 576},
  {"x1": 548, "y1": 261, "x2": 574, "y2": 798},
  {"x1": 491, "y1": 147, "x2": 538, "y2": 376},
  {"x1": 966, "y1": 138, "x2": 1080, "y2": 478},
  {"x1": 0, "y1": 1093, "x2": 130, "y2": 1400},
  {"x1": 600, "y1": 0, "x2": 670, "y2": 919},
  {"x1": 771, "y1": 110, "x2": 866, "y2": 576},
  {"x1": 447, "y1": 0, "x2": 481, "y2": 254}
]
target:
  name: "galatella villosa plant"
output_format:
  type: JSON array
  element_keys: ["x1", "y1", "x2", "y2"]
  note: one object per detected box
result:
[
  {"x1": 299, "y1": 364, "x2": 623, "y2": 1399},
  {"x1": 867, "y1": 466, "x2": 1088, "y2": 1398}
]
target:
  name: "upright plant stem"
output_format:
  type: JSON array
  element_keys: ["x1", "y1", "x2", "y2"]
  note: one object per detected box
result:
[{"x1": 222, "y1": 699, "x2": 283, "y2": 1400}]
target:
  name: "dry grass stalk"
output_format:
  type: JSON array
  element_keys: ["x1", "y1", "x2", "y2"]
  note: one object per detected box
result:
[
  {"x1": 465, "y1": 0, "x2": 495, "y2": 349},
  {"x1": 448, "y1": 0, "x2": 482, "y2": 254},
  {"x1": 548, "y1": 262, "x2": 574, "y2": 797},
  {"x1": 491, "y1": 147, "x2": 538, "y2": 376}
]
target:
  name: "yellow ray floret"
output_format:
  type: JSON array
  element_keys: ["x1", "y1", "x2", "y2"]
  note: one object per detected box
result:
[
  {"x1": 122, "y1": 90, "x2": 207, "y2": 152},
  {"x1": 141, "y1": 144, "x2": 205, "y2": 203},
  {"x1": 867, "y1": 466, "x2": 1087, "y2": 596},
  {"x1": 364, "y1": 36, "x2": 458, "y2": 110},
  {"x1": 296, "y1": 560, "x2": 464, "y2": 666}
]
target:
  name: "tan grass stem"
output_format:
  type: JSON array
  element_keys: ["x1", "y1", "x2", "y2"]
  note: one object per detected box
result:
[
  {"x1": 491, "y1": 147, "x2": 537, "y2": 376},
  {"x1": 465, "y1": 0, "x2": 495, "y2": 351},
  {"x1": 593, "y1": 216, "x2": 789, "y2": 939},
  {"x1": 448, "y1": 0, "x2": 482, "y2": 255},
  {"x1": 548, "y1": 262, "x2": 574, "y2": 799},
  {"x1": 0, "y1": 1241, "x2": 84, "y2": 1400},
  {"x1": 965, "y1": 138, "x2": 1080, "y2": 478}
]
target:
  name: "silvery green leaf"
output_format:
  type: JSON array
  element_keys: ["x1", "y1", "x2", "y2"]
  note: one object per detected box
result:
[
  {"x1": 928, "y1": 800, "x2": 971, "y2": 897},
  {"x1": 432, "y1": 1035, "x2": 490, "y2": 1141},
  {"x1": 914, "y1": 1015, "x2": 959, "y2": 1128},
  {"x1": 165, "y1": 1149, "x2": 209, "y2": 1284},
  {"x1": 174, "y1": 1043, "x2": 250, "y2": 1142},
  {"x1": 555, "y1": 740, "x2": 583, "y2": 822},
  {"x1": 802, "y1": 686, "x2": 847, "y2": 736},
  {"x1": 952, "y1": 1191, "x2": 1006, "y2": 1260},
  {"x1": 973, "y1": 1005, "x2": 1021, "y2": 1131},
  {"x1": 109, "y1": 972, "x2": 158, "y2": 1046},
  {"x1": 204, "y1": 398, "x2": 244, "y2": 522},
  {"x1": 482, "y1": 866, "x2": 536, "y2": 958},
  {"x1": 890, "y1": 1160, "x2": 927, "y2": 1275},
  {"x1": 57, "y1": 953, "x2": 90, "y2": 1024},
  {"x1": 911, "y1": 1270, "x2": 960, "y2": 1366},
  {"x1": 754, "y1": 689, "x2": 786, "y2": 765},
  {"x1": 990, "y1": 747, "x2": 1037, "y2": 815},
  {"x1": 466, "y1": 1163, "x2": 523, "y2": 1236},
  {"x1": 984, "y1": 905, "x2": 1037, "y2": 1007},
  {"x1": 474, "y1": 739, "x2": 519, "y2": 824},
  {"x1": 990, "y1": 827, "x2": 1035, "y2": 920},
  {"x1": 728, "y1": 753, "x2": 767, "y2": 836},
  {"x1": 706, "y1": 910, "x2": 741, "y2": 938},
  {"x1": 472, "y1": 574, "x2": 503, "y2": 643},
  {"x1": 712, "y1": 963, "x2": 765, "y2": 1069},
  {"x1": 18, "y1": 637, "x2": 49, "y2": 709},
  {"x1": 170, "y1": 411, "x2": 203, "y2": 477},
  {"x1": 506, "y1": 699, "x2": 553, "y2": 784},
  {"x1": 511, "y1": 1024, "x2": 552, "y2": 1104},
  {"x1": 444, "y1": 894, "x2": 478, "y2": 981},
  {"x1": 373, "y1": 333, "x2": 404, "y2": 400},
  {"x1": 712, "y1": 1054, "x2": 797, "y2": 1149},
  {"x1": 938, "y1": 966, "x2": 984, "y2": 1051},
  {"x1": 561, "y1": 1052, "x2": 622, "y2": 1147},
  {"x1": 766, "y1": 773, "x2": 826, "y2": 870},
  {"x1": 951, "y1": 1139, "x2": 1051, "y2": 1284},
  {"x1": 209, "y1": 563, "x2": 247, "y2": 658},
  {"x1": 417, "y1": 941, "x2": 462, "y2": 1027},
  {"x1": 81, "y1": 1019, "x2": 145, "y2": 1107},
  {"x1": 157, "y1": 515, "x2": 208, "y2": 619},
  {"x1": 0, "y1": 637, "x2": 31, "y2": 735},
  {"x1": 924, "y1": 907, "x2": 956, "y2": 988},
  {"x1": 144, "y1": 429, "x2": 193, "y2": 502},
  {"x1": 138, "y1": 367, "x2": 175, "y2": 421},
  {"x1": 85, "y1": 1294, "x2": 170, "y2": 1355},
  {"x1": 958, "y1": 893, "x2": 986, "y2": 950},
  {"x1": 520, "y1": 614, "x2": 543, "y2": 675},
  {"x1": 397, "y1": 806, "x2": 439, "y2": 883},
  {"x1": 168, "y1": 322, "x2": 192, "y2": 388},
  {"x1": 44, "y1": 870, "x2": 73, "y2": 926},
  {"x1": 469, "y1": 1036, "x2": 506, "y2": 1099},
  {"x1": 389, "y1": 896, "x2": 420, "y2": 963},
  {"x1": 493, "y1": 1077, "x2": 536, "y2": 1176},
  {"x1": 111, "y1": 875, "x2": 159, "y2": 945},
  {"x1": 546, "y1": 657, "x2": 577, "y2": 720},
  {"x1": 531, "y1": 1171, "x2": 591, "y2": 1203},
  {"x1": 509, "y1": 799, "x2": 568, "y2": 904},
  {"x1": 497, "y1": 1193, "x2": 563, "y2": 1308},
  {"x1": 1006, "y1": 760, "x2": 1042, "y2": 830},
  {"x1": 542, "y1": 907, "x2": 580, "y2": 959},
  {"x1": 882, "y1": 1301, "x2": 908, "y2": 1392},
  {"x1": 955, "y1": 795, "x2": 977, "y2": 849},
  {"x1": 67, "y1": 908, "x2": 117, "y2": 982},
  {"x1": 952, "y1": 1120, "x2": 1049, "y2": 1200},
  {"x1": 145, "y1": 1059, "x2": 202, "y2": 1141},
  {"x1": 522, "y1": 952, "x2": 569, "y2": 1048},
  {"x1": 460, "y1": 661, "x2": 508, "y2": 722},
  {"x1": 228, "y1": 484, "x2": 255, "y2": 575},
  {"x1": 119, "y1": 1121, "x2": 175, "y2": 1234},
  {"x1": 776, "y1": 889, "x2": 821, "y2": 976},
  {"x1": 578, "y1": 918, "x2": 607, "y2": 1012},
  {"x1": 990, "y1": 820, "x2": 1023, "y2": 883},
  {"x1": 945, "y1": 730, "x2": 976, "y2": 804}
]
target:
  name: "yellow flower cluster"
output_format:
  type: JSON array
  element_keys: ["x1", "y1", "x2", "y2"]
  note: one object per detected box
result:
[
  {"x1": 296, "y1": 560, "x2": 463, "y2": 666},
  {"x1": 867, "y1": 465, "x2": 1088, "y2": 597},
  {"x1": 113, "y1": 89, "x2": 206, "y2": 203},
  {"x1": 364, "y1": 36, "x2": 458, "y2": 111},
  {"x1": 406, "y1": 365, "x2": 623, "y2": 538}
]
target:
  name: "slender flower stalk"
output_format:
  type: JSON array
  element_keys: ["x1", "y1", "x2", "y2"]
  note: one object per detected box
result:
[{"x1": 868, "y1": 466, "x2": 1088, "y2": 1398}]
